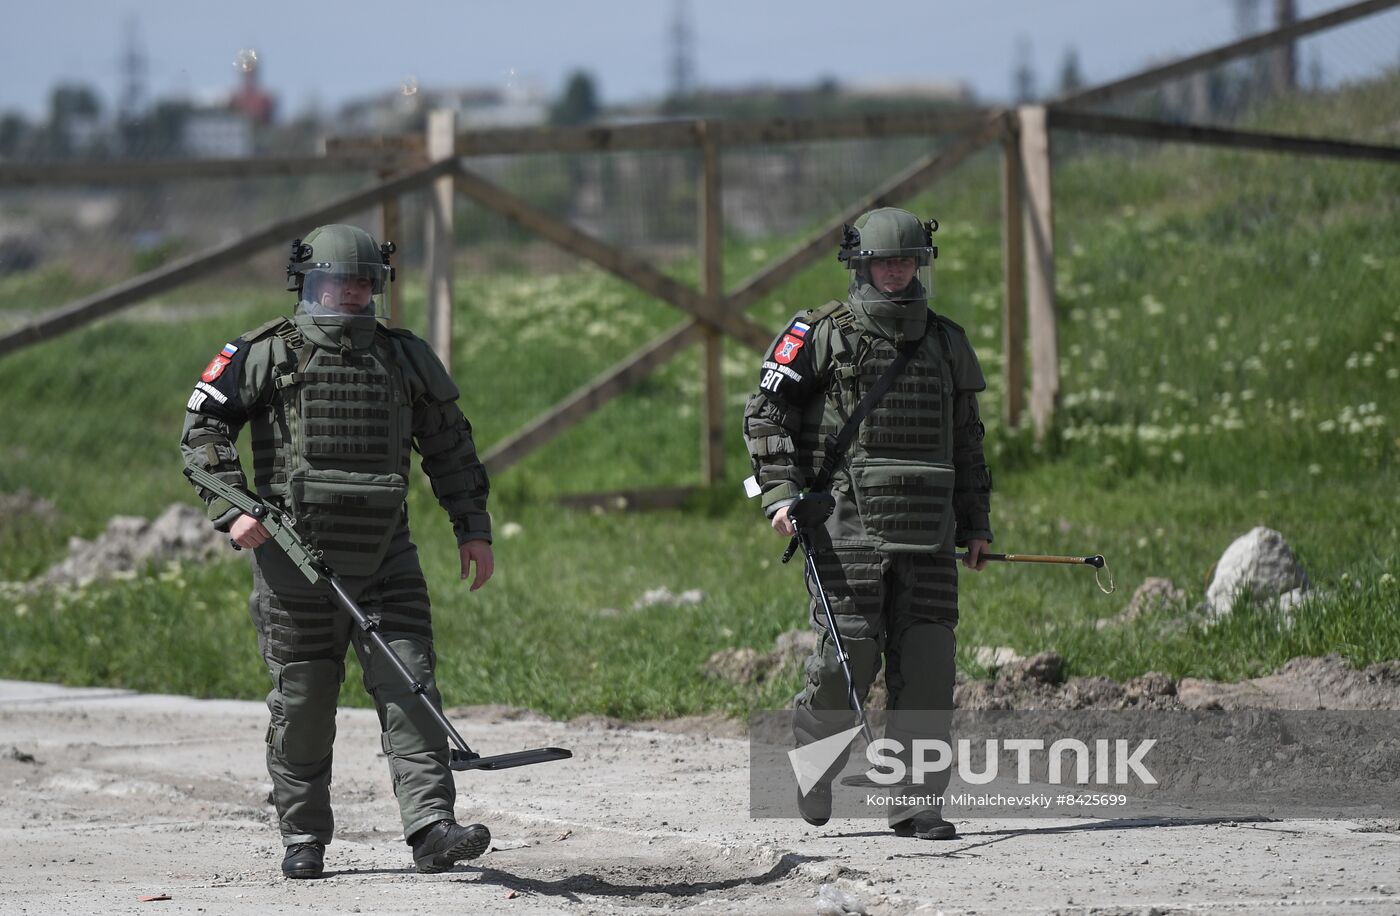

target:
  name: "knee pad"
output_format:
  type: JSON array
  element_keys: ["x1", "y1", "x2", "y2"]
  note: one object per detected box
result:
[
  {"x1": 362, "y1": 637, "x2": 447, "y2": 757},
  {"x1": 888, "y1": 621, "x2": 956, "y2": 712},
  {"x1": 270, "y1": 659, "x2": 342, "y2": 765}
]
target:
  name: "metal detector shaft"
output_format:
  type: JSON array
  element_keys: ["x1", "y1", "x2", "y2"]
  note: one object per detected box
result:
[
  {"x1": 954, "y1": 551, "x2": 1105, "y2": 568},
  {"x1": 326, "y1": 575, "x2": 570, "y2": 772},
  {"x1": 954, "y1": 548, "x2": 1115, "y2": 594},
  {"x1": 797, "y1": 528, "x2": 874, "y2": 745},
  {"x1": 323, "y1": 575, "x2": 477, "y2": 768}
]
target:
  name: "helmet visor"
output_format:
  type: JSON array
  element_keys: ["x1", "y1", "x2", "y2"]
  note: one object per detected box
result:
[
  {"x1": 296, "y1": 261, "x2": 390, "y2": 319},
  {"x1": 847, "y1": 254, "x2": 934, "y2": 305}
]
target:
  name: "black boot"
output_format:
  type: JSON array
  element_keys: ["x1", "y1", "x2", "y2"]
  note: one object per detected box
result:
[
  {"x1": 892, "y1": 812, "x2": 957, "y2": 840},
  {"x1": 797, "y1": 781, "x2": 833, "y2": 827},
  {"x1": 409, "y1": 820, "x2": 491, "y2": 874},
  {"x1": 282, "y1": 841, "x2": 325, "y2": 879}
]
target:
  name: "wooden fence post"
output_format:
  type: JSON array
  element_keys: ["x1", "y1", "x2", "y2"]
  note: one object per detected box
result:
[
  {"x1": 1000, "y1": 114, "x2": 1026, "y2": 430},
  {"x1": 1019, "y1": 105, "x2": 1059, "y2": 440},
  {"x1": 425, "y1": 109, "x2": 456, "y2": 367},
  {"x1": 699, "y1": 124, "x2": 725, "y2": 484}
]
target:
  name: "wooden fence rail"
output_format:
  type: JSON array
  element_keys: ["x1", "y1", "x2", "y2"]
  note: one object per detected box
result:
[
  {"x1": 0, "y1": 158, "x2": 454, "y2": 359},
  {"x1": 1056, "y1": 0, "x2": 1400, "y2": 109},
  {"x1": 1047, "y1": 110, "x2": 1400, "y2": 163}
]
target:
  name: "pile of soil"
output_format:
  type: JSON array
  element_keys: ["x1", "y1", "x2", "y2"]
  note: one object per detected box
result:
[{"x1": 707, "y1": 631, "x2": 1400, "y2": 711}]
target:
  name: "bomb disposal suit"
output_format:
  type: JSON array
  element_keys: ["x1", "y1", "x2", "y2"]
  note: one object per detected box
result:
[
  {"x1": 742, "y1": 208, "x2": 993, "y2": 835},
  {"x1": 179, "y1": 225, "x2": 493, "y2": 863}
]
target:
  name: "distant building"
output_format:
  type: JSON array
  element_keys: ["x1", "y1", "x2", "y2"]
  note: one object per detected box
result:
[
  {"x1": 181, "y1": 109, "x2": 253, "y2": 158},
  {"x1": 842, "y1": 80, "x2": 974, "y2": 105},
  {"x1": 336, "y1": 82, "x2": 548, "y2": 135},
  {"x1": 230, "y1": 67, "x2": 276, "y2": 126}
]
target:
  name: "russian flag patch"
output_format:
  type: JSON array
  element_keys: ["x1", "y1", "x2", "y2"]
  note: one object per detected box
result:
[
  {"x1": 220, "y1": 343, "x2": 239, "y2": 358},
  {"x1": 789, "y1": 320, "x2": 810, "y2": 338}
]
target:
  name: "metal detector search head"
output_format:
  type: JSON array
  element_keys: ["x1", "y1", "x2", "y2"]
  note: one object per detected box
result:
[{"x1": 451, "y1": 747, "x2": 573, "y2": 772}]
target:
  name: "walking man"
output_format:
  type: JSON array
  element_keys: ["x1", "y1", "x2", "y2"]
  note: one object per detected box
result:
[
  {"x1": 180, "y1": 224, "x2": 495, "y2": 877},
  {"x1": 742, "y1": 207, "x2": 994, "y2": 839}
]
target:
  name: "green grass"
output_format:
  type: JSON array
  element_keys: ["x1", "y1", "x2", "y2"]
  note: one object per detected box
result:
[{"x1": 1, "y1": 75, "x2": 1398, "y2": 718}]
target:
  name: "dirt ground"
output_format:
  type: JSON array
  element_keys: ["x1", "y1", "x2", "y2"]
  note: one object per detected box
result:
[{"x1": 2, "y1": 679, "x2": 1398, "y2": 915}]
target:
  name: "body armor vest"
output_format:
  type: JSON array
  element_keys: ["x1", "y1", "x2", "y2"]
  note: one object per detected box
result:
[
  {"x1": 797, "y1": 303, "x2": 957, "y2": 553},
  {"x1": 249, "y1": 318, "x2": 412, "y2": 573}
]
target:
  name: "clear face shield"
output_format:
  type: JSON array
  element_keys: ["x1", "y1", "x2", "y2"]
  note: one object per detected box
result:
[
  {"x1": 847, "y1": 250, "x2": 935, "y2": 308},
  {"x1": 296, "y1": 260, "x2": 391, "y2": 321}
]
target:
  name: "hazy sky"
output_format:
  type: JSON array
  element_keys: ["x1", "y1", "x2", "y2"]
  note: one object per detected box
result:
[{"x1": 2, "y1": 1, "x2": 1396, "y2": 119}]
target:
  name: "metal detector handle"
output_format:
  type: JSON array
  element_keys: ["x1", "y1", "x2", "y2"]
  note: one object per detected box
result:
[
  {"x1": 779, "y1": 491, "x2": 835, "y2": 564},
  {"x1": 183, "y1": 465, "x2": 324, "y2": 585}
]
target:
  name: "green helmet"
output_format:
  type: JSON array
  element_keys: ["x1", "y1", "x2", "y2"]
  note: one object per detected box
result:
[
  {"x1": 838, "y1": 207, "x2": 938, "y2": 266},
  {"x1": 287, "y1": 224, "x2": 395, "y2": 318},
  {"x1": 839, "y1": 207, "x2": 939, "y2": 310}
]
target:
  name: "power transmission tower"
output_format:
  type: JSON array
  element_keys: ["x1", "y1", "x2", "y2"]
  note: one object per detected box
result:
[
  {"x1": 118, "y1": 16, "x2": 147, "y2": 123},
  {"x1": 669, "y1": 0, "x2": 696, "y2": 100}
]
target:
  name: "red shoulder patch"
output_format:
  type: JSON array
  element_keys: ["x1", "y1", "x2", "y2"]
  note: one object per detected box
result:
[
  {"x1": 201, "y1": 354, "x2": 232, "y2": 382},
  {"x1": 773, "y1": 334, "x2": 805, "y2": 365}
]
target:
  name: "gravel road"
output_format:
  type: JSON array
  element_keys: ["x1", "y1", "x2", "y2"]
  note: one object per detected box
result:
[{"x1": 2, "y1": 679, "x2": 1397, "y2": 915}]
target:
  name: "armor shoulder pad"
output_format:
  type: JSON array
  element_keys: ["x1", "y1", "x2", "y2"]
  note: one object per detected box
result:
[
  {"x1": 384, "y1": 329, "x2": 459, "y2": 402},
  {"x1": 935, "y1": 315, "x2": 987, "y2": 392}
]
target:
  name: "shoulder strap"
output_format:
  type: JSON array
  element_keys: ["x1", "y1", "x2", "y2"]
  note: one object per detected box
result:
[
  {"x1": 272, "y1": 322, "x2": 315, "y2": 390},
  {"x1": 245, "y1": 316, "x2": 289, "y2": 343}
]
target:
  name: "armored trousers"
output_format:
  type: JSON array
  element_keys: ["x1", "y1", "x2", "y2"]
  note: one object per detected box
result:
[
  {"x1": 794, "y1": 543, "x2": 958, "y2": 825},
  {"x1": 249, "y1": 522, "x2": 454, "y2": 847}
]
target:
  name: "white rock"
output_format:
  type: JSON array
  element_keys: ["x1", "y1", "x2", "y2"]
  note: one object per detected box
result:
[
  {"x1": 632, "y1": 587, "x2": 706, "y2": 610},
  {"x1": 816, "y1": 883, "x2": 867, "y2": 916},
  {"x1": 973, "y1": 645, "x2": 1023, "y2": 669},
  {"x1": 1206, "y1": 527, "x2": 1310, "y2": 617}
]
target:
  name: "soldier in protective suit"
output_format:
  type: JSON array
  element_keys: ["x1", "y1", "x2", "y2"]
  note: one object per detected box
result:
[
  {"x1": 179, "y1": 224, "x2": 495, "y2": 878},
  {"x1": 742, "y1": 207, "x2": 993, "y2": 840}
]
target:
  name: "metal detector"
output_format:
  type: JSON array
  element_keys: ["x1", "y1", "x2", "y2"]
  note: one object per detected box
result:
[{"x1": 185, "y1": 466, "x2": 572, "y2": 772}]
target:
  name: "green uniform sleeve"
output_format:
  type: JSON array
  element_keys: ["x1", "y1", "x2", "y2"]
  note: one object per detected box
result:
[
  {"x1": 741, "y1": 313, "x2": 826, "y2": 516},
  {"x1": 936, "y1": 319, "x2": 993, "y2": 545},
  {"x1": 178, "y1": 335, "x2": 272, "y2": 531},
  {"x1": 394, "y1": 333, "x2": 491, "y2": 546},
  {"x1": 951, "y1": 390, "x2": 993, "y2": 545}
]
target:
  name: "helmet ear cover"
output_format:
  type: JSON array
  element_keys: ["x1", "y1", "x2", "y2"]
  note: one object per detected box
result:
[
  {"x1": 380, "y1": 241, "x2": 397, "y2": 285},
  {"x1": 286, "y1": 238, "x2": 314, "y2": 292}
]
